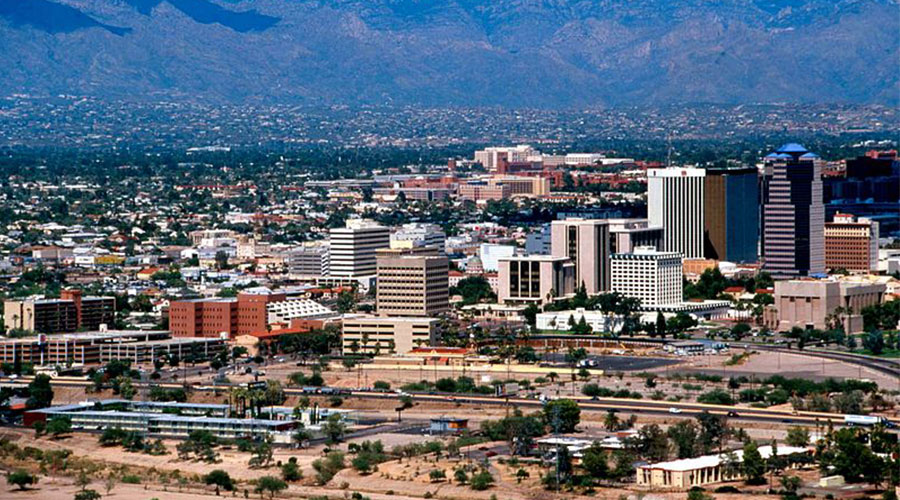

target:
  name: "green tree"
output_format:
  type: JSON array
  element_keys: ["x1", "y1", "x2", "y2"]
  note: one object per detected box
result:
[
  {"x1": 254, "y1": 476, "x2": 287, "y2": 499},
  {"x1": 818, "y1": 428, "x2": 886, "y2": 483},
  {"x1": 451, "y1": 276, "x2": 496, "y2": 305},
  {"x1": 667, "y1": 420, "x2": 700, "y2": 459},
  {"x1": 322, "y1": 413, "x2": 346, "y2": 444},
  {"x1": 741, "y1": 441, "x2": 766, "y2": 485},
  {"x1": 628, "y1": 424, "x2": 670, "y2": 462},
  {"x1": 26, "y1": 374, "x2": 53, "y2": 409},
  {"x1": 281, "y1": 458, "x2": 302, "y2": 482},
  {"x1": 581, "y1": 443, "x2": 609, "y2": 479},
  {"x1": 204, "y1": 470, "x2": 235, "y2": 491},
  {"x1": 46, "y1": 416, "x2": 72, "y2": 438},
  {"x1": 786, "y1": 427, "x2": 810, "y2": 448},
  {"x1": 469, "y1": 469, "x2": 494, "y2": 491},
  {"x1": 542, "y1": 399, "x2": 580, "y2": 433}
]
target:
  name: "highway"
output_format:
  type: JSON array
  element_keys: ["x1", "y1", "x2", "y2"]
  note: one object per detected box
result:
[{"x1": 24, "y1": 377, "x2": 873, "y2": 430}]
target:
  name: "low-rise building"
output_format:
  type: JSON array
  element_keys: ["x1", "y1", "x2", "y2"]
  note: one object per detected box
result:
[
  {"x1": 341, "y1": 316, "x2": 437, "y2": 354},
  {"x1": 498, "y1": 255, "x2": 575, "y2": 305},
  {"x1": 636, "y1": 445, "x2": 810, "y2": 489},
  {"x1": 773, "y1": 279, "x2": 885, "y2": 333},
  {"x1": 4, "y1": 289, "x2": 115, "y2": 334}
]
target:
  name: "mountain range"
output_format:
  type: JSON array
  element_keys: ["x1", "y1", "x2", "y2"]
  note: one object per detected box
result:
[{"x1": 1, "y1": 0, "x2": 897, "y2": 107}]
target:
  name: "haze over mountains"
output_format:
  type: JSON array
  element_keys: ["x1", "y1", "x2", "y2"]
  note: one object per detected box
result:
[{"x1": 1, "y1": 0, "x2": 897, "y2": 108}]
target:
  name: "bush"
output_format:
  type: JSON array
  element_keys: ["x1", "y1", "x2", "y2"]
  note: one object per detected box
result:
[
  {"x1": 121, "y1": 475, "x2": 141, "y2": 484},
  {"x1": 373, "y1": 381, "x2": 390, "y2": 391}
]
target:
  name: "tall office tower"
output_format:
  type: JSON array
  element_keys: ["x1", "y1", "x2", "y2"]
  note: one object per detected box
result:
[
  {"x1": 761, "y1": 143, "x2": 825, "y2": 277},
  {"x1": 550, "y1": 218, "x2": 610, "y2": 294},
  {"x1": 703, "y1": 166, "x2": 760, "y2": 263},
  {"x1": 328, "y1": 220, "x2": 391, "y2": 278},
  {"x1": 390, "y1": 223, "x2": 446, "y2": 253},
  {"x1": 647, "y1": 167, "x2": 706, "y2": 259},
  {"x1": 376, "y1": 249, "x2": 449, "y2": 317},
  {"x1": 824, "y1": 213, "x2": 879, "y2": 273},
  {"x1": 610, "y1": 247, "x2": 683, "y2": 308}
]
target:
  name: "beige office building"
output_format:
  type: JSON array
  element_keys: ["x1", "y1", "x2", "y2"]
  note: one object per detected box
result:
[
  {"x1": 772, "y1": 279, "x2": 885, "y2": 334},
  {"x1": 376, "y1": 250, "x2": 449, "y2": 317},
  {"x1": 341, "y1": 316, "x2": 438, "y2": 354},
  {"x1": 498, "y1": 255, "x2": 575, "y2": 305},
  {"x1": 551, "y1": 218, "x2": 611, "y2": 294}
]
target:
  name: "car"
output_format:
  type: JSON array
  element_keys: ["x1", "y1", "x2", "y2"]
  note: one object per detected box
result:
[
  {"x1": 668, "y1": 407, "x2": 682, "y2": 414},
  {"x1": 727, "y1": 411, "x2": 739, "y2": 417}
]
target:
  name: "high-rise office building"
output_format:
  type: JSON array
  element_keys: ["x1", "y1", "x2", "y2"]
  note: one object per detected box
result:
[
  {"x1": 647, "y1": 167, "x2": 706, "y2": 259},
  {"x1": 610, "y1": 247, "x2": 683, "y2": 308},
  {"x1": 703, "y1": 166, "x2": 760, "y2": 263},
  {"x1": 824, "y1": 213, "x2": 879, "y2": 273},
  {"x1": 550, "y1": 218, "x2": 610, "y2": 294},
  {"x1": 328, "y1": 220, "x2": 391, "y2": 278},
  {"x1": 761, "y1": 144, "x2": 825, "y2": 277},
  {"x1": 3, "y1": 289, "x2": 115, "y2": 334},
  {"x1": 376, "y1": 250, "x2": 449, "y2": 317}
]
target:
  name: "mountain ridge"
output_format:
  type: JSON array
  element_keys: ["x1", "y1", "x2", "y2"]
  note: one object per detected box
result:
[{"x1": 0, "y1": 0, "x2": 897, "y2": 107}]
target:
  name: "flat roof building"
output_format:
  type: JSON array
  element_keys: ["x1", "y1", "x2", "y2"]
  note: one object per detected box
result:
[
  {"x1": 4, "y1": 289, "x2": 114, "y2": 334},
  {"x1": 825, "y1": 214, "x2": 879, "y2": 273},
  {"x1": 551, "y1": 218, "x2": 611, "y2": 295},
  {"x1": 376, "y1": 250, "x2": 449, "y2": 317},
  {"x1": 329, "y1": 220, "x2": 391, "y2": 278},
  {"x1": 498, "y1": 255, "x2": 575, "y2": 305},
  {"x1": 772, "y1": 279, "x2": 885, "y2": 334},
  {"x1": 342, "y1": 316, "x2": 438, "y2": 355},
  {"x1": 611, "y1": 247, "x2": 683, "y2": 308}
]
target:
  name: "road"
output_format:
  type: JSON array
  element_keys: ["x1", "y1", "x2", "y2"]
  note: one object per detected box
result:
[{"x1": 24, "y1": 377, "x2": 879, "y2": 430}]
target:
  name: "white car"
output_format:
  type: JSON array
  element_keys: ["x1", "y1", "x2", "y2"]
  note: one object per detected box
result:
[{"x1": 668, "y1": 407, "x2": 682, "y2": 414}]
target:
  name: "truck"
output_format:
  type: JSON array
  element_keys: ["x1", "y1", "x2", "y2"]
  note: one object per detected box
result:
[
  {"x1": 495, "y1": 382, "x2": 520, "y2": 397},
  {"x1": 844, "y1": 415, "x2": 888, "y2": 427}
]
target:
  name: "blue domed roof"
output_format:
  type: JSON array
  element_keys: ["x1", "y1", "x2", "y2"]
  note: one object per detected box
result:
[
  {"x1": 776, "y1": 143, "x2": 808, "y2": 154},
  {"x1": 764, "y1": 153, "x2": 780, "y2": 159},
  {"x1": 775, "y1": 153, "x2": 793, "y2": 160},
  {"x1": 799, "y1": 152, "x2": 819, "y2": 159}
]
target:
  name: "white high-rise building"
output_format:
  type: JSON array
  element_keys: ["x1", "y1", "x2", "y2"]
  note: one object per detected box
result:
[
  {"x1": 611, "y1": 247, "x2": 683, "y2": 308},
  {"x1": 328, "y1": 220, "x2": 390, "y2": 278},
  {"x1": 390, "y1": 223, "x2": 446, "y2": 253},
  {"x1": 647, "y1": 167, "x2": 706, "y2": 259}
]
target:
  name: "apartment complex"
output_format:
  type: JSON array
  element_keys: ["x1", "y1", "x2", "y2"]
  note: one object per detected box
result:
[
  {"x1": 648, "y1": 167, "x2": 706, "y2": 259},
  {"x1": 341, "y1": 316, "x2": 438, "y2": 354},
  {"x1": 498, "y1": 255, "x2": 575, "y2": 305},
  {"x1": 761, "y1": 144, "x2": 825, "y2": 277},
  {"x1": 376, "y1": 250, "x2": 449, "y2": 317},
  {"x1": 824, "y1": 213, "x2": 879, "y2": 272},
  {"x1": 4, "y1": 289, "x2": 115, "y2": 334},
  {"x1": 772, "y1": 279, "x2": 885, "y2": 334},
  {"x1": 551, "y1": 218, "x2": 610, "y2": 294},
  {"x1": 328, "y1": 220, "x2": 391, "y2": 278},
  {"x1": 703, "y1": 166, "x2": 759, "y2": 263},
  {"x1": 0, "y1": 330, "x2": 225, "y2": 366},
  {"x1": 611, "y1": 247, "x2": 683, "y2": 308}
]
